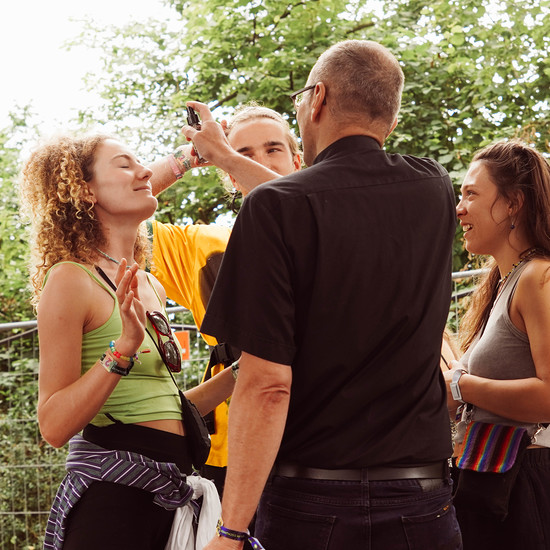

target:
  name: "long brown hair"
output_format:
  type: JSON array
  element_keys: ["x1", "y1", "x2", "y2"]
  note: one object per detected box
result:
[
  {"x1": 460, "y1": 139, "x2": 550, "y2": 351},
  {"x1": 19, "y1": 134, "x2": 149, "y2": 306}
]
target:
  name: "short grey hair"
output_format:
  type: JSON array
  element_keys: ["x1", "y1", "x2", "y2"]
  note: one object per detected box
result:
[{"x1": 309, "y1": 40, "x2": 404, "y2": 129}]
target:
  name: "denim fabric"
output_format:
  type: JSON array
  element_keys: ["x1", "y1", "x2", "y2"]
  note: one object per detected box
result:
[
  {"x1": 256, "y1": 474, "x2": 462, "y2": 550},
  {"x1": 455, "y1": 448, "x2": 550, "y2": 550}
]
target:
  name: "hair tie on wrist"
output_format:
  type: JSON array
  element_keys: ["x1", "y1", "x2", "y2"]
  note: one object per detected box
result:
[{"x1": 216, "y1": 519, "x2": 265, "y2": 549}]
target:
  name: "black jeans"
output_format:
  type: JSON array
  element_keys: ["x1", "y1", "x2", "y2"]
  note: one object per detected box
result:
[
  {"x1": 256, "y1": 473, "x2": 462, "y2": 550},
  {"x1": 454, "y1": 448, "x2": 550, "y2": 550}
]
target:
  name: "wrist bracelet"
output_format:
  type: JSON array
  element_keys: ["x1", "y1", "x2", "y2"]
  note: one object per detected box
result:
[
  {"x1": 168, "y1": 149, "x2": 193, "y2": 180},
  {"x1": 100, "y1": 353, "x2": 133, "y2": 376},
  {"x1": 173, "y1": 148, "x2": 192, "y2": 171},
  {"x1": 216, "y1": 519, "x2": 265, "y2": 549},
  {"x1": 168, "y1": 154, "x2": 185, "y2": 180},
  {"x1": 109, "y1": 340, "x2": 138, "y2": 366},
  {"x1": 231, "y1": 360, "x2": 239, "y2": 381}
]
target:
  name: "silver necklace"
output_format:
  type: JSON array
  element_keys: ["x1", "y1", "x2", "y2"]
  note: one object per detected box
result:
[{"x1": 96, "y1": 248, "x2": 132, "y2": 269}]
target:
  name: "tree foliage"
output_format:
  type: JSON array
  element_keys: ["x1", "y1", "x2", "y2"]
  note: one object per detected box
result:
[
  {"x1": 2, "y1": 0, "x2": 550, "y2": 320},
  {"x1": 0, "y1": 110, "x2": 35, "y2": 323},
  {"x1": 77, "y1": 0, "x2": 549, "y2": 248}
]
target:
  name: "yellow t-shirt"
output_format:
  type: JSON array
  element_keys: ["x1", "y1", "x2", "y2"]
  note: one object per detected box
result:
[{"x1": 150, "y1": 220, "x2": 232, "y2": 468}]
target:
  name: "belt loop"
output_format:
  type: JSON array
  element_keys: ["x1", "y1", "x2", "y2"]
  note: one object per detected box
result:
[{"x1": 361, "y1": 467, "x2": 368, "y2": 482}]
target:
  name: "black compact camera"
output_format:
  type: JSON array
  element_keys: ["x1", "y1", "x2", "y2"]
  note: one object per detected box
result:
[{"x1": 186, "y1": 106, "x2": 205, "y2": 162}]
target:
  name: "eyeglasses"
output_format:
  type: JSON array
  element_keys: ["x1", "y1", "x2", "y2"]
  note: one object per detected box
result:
[
  {"x1": 146, "y1": 310, "x2": 182, "y2": 373},
  {"x1": 290, "y1": 84, "x2": 316, "y2": 108}
]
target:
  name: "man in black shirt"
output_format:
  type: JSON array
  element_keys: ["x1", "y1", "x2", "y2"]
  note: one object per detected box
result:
[{"x1": 187, "y1": 40, "x2": 461, "y2": 550}]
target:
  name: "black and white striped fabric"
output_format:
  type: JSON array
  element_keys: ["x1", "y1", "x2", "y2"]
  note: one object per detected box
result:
[{"x1": 44, "y1": 434, "x2": 193, "y2": 550}]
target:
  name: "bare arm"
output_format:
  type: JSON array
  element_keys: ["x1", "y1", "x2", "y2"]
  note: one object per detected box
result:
[
  {"x1": 203, "y1": 352, "x2": 292, "y2": 550},
  {"x1": 449, "y1": 260, "x2": 550, "y2": 423},
  {"x1": 148, "y1": 144, "x2": 197, "y2": 196},
  {"x1": 183, "y1": 101, "x2": 282, "y2": 196},
  {"x1": 183, "y1": 366, "x2": 236, "y2": 416}
]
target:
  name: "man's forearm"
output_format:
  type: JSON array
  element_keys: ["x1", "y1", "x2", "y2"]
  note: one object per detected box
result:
[
  {"x1": 221, "y1": 352, "x2": 292, "y2": 532},
  {"x1": 148, "y1": 145, "x2": 195, "y2": 196},
  {"x1": 219, "y1": 151, "x2": 281, "y2": 195}
]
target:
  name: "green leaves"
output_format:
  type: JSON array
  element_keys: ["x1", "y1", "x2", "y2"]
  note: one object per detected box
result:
[{"x1": 0, "y1": 116, "x2": 34, "y2": 323}]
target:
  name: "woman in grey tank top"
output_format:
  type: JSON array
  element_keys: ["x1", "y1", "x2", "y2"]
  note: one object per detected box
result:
[{"x1": 445, "y1": 139, "x2": 550, "y2": 550}]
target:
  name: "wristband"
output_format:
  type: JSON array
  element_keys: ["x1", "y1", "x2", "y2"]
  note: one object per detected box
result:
[
  {"x1": 168, "y1": 154, "x2": 185, "y2": 180},
  {"x1": 216, "y1": 519, "x2": 265, "y2": 549},
  {"x1": 450, "y1": 368, "x2": 468, "y2": 403},
  {"x1": 100, "y1": 353, "x2": 133, "y2": 376},
  {"x1": 168, "y1": 149, "x2": 193, "y2": 180}
]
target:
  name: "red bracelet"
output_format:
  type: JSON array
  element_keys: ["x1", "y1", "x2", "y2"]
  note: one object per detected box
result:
[{"x1": 109, "y1": 341, "x2": 138, "y2": 366}]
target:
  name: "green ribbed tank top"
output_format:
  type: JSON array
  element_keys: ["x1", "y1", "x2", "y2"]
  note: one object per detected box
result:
[{"x1": 42, "y1": 262, "x2": 182, "y2": 426}]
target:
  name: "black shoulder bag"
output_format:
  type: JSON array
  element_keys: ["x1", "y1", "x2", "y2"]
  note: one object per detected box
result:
[{"x1": 159, "y1": 361, "x2": 211, "y2": 471}]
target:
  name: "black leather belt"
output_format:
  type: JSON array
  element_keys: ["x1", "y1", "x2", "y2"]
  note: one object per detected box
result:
[{"x1": 272, "y1": 460, "x2": 447, "y2": 481}]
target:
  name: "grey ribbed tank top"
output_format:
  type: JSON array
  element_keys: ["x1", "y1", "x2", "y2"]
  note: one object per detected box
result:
[{"x1": 455, "y1": 259, "x2": 540, "y2": 444}]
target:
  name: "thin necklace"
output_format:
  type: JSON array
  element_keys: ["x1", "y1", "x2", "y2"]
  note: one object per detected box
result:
[
  {"x1": 96, "y1": 248, "x2": 132, "y2": 269},
  {"x1": 496, "y1": 247, "x2": 537, "y2": 293}
]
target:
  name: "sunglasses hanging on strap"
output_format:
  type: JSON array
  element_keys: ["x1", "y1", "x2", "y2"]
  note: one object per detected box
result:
[{"x1": 146, "y1": 310, "x2": 211, "y2": 470}]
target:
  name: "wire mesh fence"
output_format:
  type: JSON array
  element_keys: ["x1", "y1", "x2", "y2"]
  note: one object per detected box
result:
[
  {"x1": 0, "y1": 272, "x2": 479, "y2": 549},
  {"x1": 0, "y1": 307, "x2": 209, "y2": 549}
]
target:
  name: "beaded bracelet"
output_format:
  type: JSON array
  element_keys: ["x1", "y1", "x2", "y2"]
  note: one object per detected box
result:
[
  {"x1": 216, "y1": 519, "x2": 265, "y2": 549},
  {"x1": 109, "y1": 341, "x2": 138, "y2": 366}
]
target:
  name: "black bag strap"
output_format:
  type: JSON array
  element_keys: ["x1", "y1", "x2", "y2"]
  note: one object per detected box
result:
[
  {"x1": 96, "y1": 266, "x2": 118, "y2": 292},
  {"x1": 202, "y1": 343, "x2": 239, "y2": 434},
  {"x1": 204, "y1": 343, "x2": 238, "y2": 381},
  {"x1": 95, "y1": 265, "x2": 183, "y2": 394}
]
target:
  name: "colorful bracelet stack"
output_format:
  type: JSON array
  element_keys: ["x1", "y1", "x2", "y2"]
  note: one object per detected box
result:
[
  {"x1": 168, "y1": 148, "x2": 192, "y2": 180},
  {"x1": 216, "y1": 519, "x2": 265, "y2": 549},
  {"x1": 109, "y1": 340, "x2": 139, "y2": 366}
]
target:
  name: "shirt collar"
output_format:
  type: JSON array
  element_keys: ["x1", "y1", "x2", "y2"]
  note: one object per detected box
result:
[{"x1": 312, "y1": 135, "x2": 382, "y2": 166}]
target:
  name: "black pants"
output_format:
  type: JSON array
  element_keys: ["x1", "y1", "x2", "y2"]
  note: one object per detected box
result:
[
  {"x1": 63, "y1": 423, "x2": 192, "y2": 550},
  {"x1": 453, "y1": 448, "x2": 550, "y2": 550}
]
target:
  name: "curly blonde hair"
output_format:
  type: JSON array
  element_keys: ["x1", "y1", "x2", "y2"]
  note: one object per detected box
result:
[{"x1": 19, "y1": 133, "x2": 149, "y2": 306}]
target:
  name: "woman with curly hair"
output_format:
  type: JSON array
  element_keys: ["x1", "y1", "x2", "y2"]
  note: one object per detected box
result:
[
  {"x1": 445, "y1": 139, "x2": 550, "y2": 549},
  {"x1": 20, "y1": 134, "x2": 235, "y2": 550}
]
